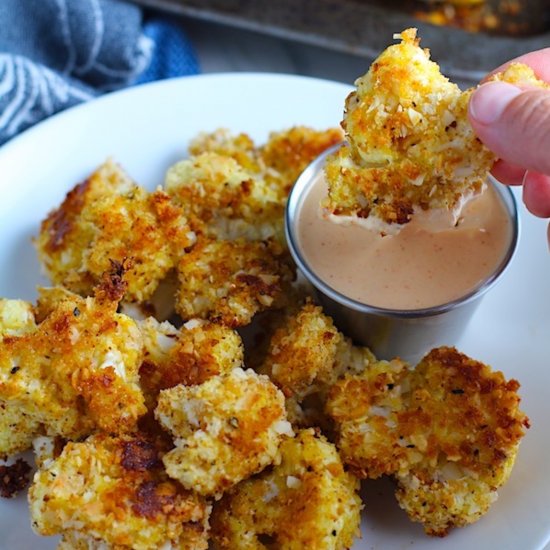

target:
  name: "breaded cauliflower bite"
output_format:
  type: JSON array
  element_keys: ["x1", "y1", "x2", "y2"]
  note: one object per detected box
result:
[
  {"x1": 188, "y1": 127, "x2": 343, "y2": 204},
  {"x1": 259, "y1": 126, "x2": 343, "y2": 202},
  {"x1": 29, "y1": 434, "x2": 210, "y2": 550},
  {"x1": 0, "y1": 299, "x2": 42, "y2": 456},
  {"x1": 488, "y1": 62, "x2": 550, "y2": 89},
  {"x1": 261, "y1": 302, "x2": 342, "y2": 400},
  {"x1": 326, "y1": 347, "x2": 529, "y2": 536},
  {"x1": 165, "y1": 152, "x2": 284, "y2": 243},
  {"x1": 211, "y1": 428, "x2": 362, "y2": 550},
  {"x1": 36, "y1": 159, "x2": 195, "y2": 302},
  {"x1": 325, "y1": 356, "x2": 411, "y2": 479},
  {"x1": 176, "y1": 238, "x2": 295, "y2": 327},
  {"x1": 189, "y1": 129, "x2": 262, "y2": 175},
  {"x1": 138, "y1": 316, "x2": 243, "y2": 409},
  {"x1": 0, "y1": 277, "x2": 146, "y2": 455},
  {"x1": 155, "y1": 368, "x2": 293, "y2": 498},
  {"x1": 324, "y1": 28, "x2": 493, "y2": 228},
  {"x1": 260, "y1": 301, "x2": 375, "y2": 427}
]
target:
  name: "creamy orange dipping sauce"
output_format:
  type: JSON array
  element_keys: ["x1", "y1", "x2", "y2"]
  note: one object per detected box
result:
[{"x1": 297, "y1": 176, "x2": 512, "y2": 310}]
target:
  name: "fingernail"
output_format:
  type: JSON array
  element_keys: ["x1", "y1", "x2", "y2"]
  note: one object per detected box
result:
[{"x1": 469, "y1": 82, "x2": 522, "y2": 125}]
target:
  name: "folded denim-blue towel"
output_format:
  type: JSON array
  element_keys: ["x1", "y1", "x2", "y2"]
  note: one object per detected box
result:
[{"x1": 0, "y1": 0, "x2": 199, "y2": 145}]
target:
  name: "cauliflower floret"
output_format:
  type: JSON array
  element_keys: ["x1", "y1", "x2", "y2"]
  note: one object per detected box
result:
[
  {"x1": 260, "y1": 302, "x2": 375, "y2": 427},
  {"x1": 211, "y1": 428, "x2": 362, "y2": 550},
  {"x1": 324, "y1": 28, "x2": 493, "y2": 228},
  {"x1": 259, "y1": 126, "x2": 343, "y2": 202},
  {"x1": 324, "y1": 31, "x2": 550, "y2": 231},
  {"x1": 394, "y1": 347, "x2": 529, "y2": 536},
  {"x1": 138, "y1": 316, "x2": 243, "y2": 409},
  {"x1": 29, "y1": 433, "x2": 210, "y2": 550},
  {"x1": 259, "y1": 302, "x2": 341, "y2": 427},
  {"x1": 155, "y1": 368, "x2": 293, "y2": 498},
  {"x1": 0, "y1": 275, "x2": 146, "y2": 455},
  {"x1": 188, "y1": 127, "x2": 343, "y2": 205},
  {"x1": 325, "y1": 357, "x2": 411, "y2": 478},
  {"x1": 261, "y1": 302, "x2": 342, "y2": 400},
  {"x1": 0, "y1": 402, "x2": 40, "y2": 458},
  {"x1": 176, "y1": 238, "x2": 295, "y2": 328},
  {"x1": 0, "y1": 299, "x2": 36, "y2": 336},
  {"x1": 189, "y1": 129, "x2": 261, "y2": 175},
  {"x1": 0, "y1": 299, "x2": 42, "y2": 457},
  {"x1": 36, "y1": 159, "x2": 194, "y2": 302},
  {"x1": 165, "y1": 152, "x2": 284, "y2": 243},
  {"x1": 488, "y1": 62, "x2": 550, "y2": 89},
  {"x1": 326, "y1": 346, "x2": 530, "y2": 536}
]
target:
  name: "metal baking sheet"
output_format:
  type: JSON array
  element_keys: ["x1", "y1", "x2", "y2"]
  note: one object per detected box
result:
[{"x1": 133, "y1": 0, "x2": 550, "y2": 83}]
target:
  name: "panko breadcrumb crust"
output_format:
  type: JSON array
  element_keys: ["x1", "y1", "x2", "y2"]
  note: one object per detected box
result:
[
  {"x1": 165, "y1": 152, "x2": 284, "y2": 244},
  {"x1": 176, "y1": 237, "x2": 295, "y2": 327},
  {"x1": 155, "y1": 368, "x2": 293, "y2": 499},
  {"x1": 211, "y1": 428, "x2": 362, "y2": 550},
  {"x1": 488, "y1": 62, "x2": 550, "y2": 89},
  {"x1": 260, "y1": 301, "x2": 376, "y2": 428},
  {"x1": 323, "y1": 29, "x2": 548, "y2": 228},
  {"x1": 138, "y1": 316, "x2": 243, "y2": 410},
  {"x1": 36, "y1": 160, "x2": 195, "y2": 303},
  {"x1": 189, "y1": 126, "x2": 343, "y2": 203},
  {"x1": 29, "y1": 434, "x2": 210, "y2": 550},
  {"x1": 0, "y1": 270, "x2": 146, "y2": 457},
  {"x1": 326, "y1": 346, "x2": 529, "y2": 536}
]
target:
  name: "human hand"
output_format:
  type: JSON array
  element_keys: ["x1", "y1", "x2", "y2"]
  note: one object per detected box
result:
[{"x1": 467, "y1": 49, "x2": 550, "y2": 245}]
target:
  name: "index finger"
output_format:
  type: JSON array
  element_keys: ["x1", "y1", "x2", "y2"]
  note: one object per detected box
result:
[{"x1": 483, "y1": 48, "x2": 550, "y2": 83}]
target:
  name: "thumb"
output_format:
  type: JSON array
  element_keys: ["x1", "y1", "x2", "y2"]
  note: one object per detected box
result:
[{"x1": 468, "y1": 81, "x2": 550, "y2": 176}]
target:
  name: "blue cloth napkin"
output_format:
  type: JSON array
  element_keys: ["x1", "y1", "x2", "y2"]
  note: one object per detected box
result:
[{"x1": 0, "y1": 0, "x2": 199, "y2": 145}]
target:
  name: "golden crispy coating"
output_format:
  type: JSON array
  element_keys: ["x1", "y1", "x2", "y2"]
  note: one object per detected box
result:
[
  {"x1": 395, "y1": 471, "x2": 501, "y2": 538},
  {"x1": 259, "y1": 302, "x2": 341, "y2": 427},
  {"x1": 138, "y1": 316, "x2": 243, "y2": 409},
  {"x1": 56, "y1": 529, "x2": 208, "y2": 550},
  {"x1": 260, "y1": 302, "x2": 375, "y2": 427},
  {"x1": 0, "y1": 299, "x2": 36, "y2": 335},
  {"x1": 29, "y1": 433, "x2": 210, "y2": 550},
  {"x1": 155, "y1": 368, "x2": 293, "y2": 499},
  {"x1": 188, "y1": 127, "x2": 343, "y2": 204},
  {"x1": 0, "y1": 402, "x2": 40, "y2": 458},
  {"x1": 332, "y1": 336, "x2": 377, "y2": 383},
  {"x1": 324, "y1": 28, "x2": 493, "y2": 227},
  {"x1": 165, "y1": 152, "x2": 284, "y2": 243},
  {"x1": 326, "y1": 357, "x2": 411, "y2": 478},
  {"x1": 36, "y1": 159, "x2": 195, "y2": 302},
  {"x1": 488, "y1": 62, "x2": 550, "y2": 89},
  {"x1": 326, "y1": 346, "x2": 529, "y2": 536},
  {"x1": 394, "y1": 347, "x2": 529, "y2": 536},
  {"x1": 211, "y1": 428, "x2": 362, "y2": 550},
  {"x1": 176, "y1": 238, "x2": 295, "y2": 328},
  {"x1": 0, "y1": 284, "x2": 145, "y2": 454},
  {"x1": 0, "y1": 299, "x2": 42, "y2": 456},
  {"x1": 259, "y1": 126, "x2": 343, "y2": 202},
  {"x1": 189, "y1": 129, "x2": 261, "y2": 174},
  {"x1": 260, "y1": 302, "x2": 342, "y2": 400}
]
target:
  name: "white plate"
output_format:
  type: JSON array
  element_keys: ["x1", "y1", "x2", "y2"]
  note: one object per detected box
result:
[{"x1": 0, "y1": 73, "x2": 549, "y2": 550}]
